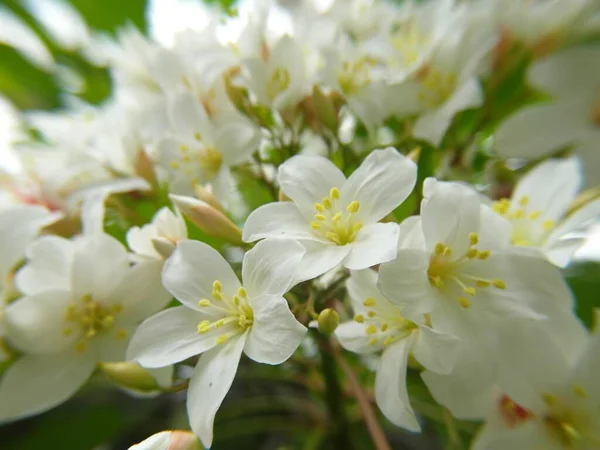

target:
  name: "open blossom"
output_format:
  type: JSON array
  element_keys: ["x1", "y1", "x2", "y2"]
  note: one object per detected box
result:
[
  {"x1": 243, "y1": 147, "x2": 417, "y2": 281},
  {"x1": 127, "y1": 206, "x2": 187, "y2": 261},
  {"x1": 473, "y1": 320, "x2": 600, "y2": 450},
  {"x1": 495, "y1": 46, "x2": 600, "y2": 187},
  {"x1": 0, "y1": 233, "x2": 171, "y2": 421},
  {"x1": 127, "y1": 239, "x2": 307, "y2": 448},
  {"x1": 335, "y1": 269, "x2": 458, "y2": 431},
  {"x1": 491, "y1": 157, "x2": 600, "y2": 267}
]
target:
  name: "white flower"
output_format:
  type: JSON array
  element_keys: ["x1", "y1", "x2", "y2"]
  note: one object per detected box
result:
[
  {"x1": 491, "y1": 157, "x2": 600, "y2": 267},
  {"x1": 335, "y1": 269, "x2": 458, "y2": 431},
  {"x1": 157, "y1": 92, "x2": 260, "y2": 200},
  {"x1": 495, "y1": 46, "x2": 600, "y2": 187},
  {"x1": 127, "y1": 238, "x2": 307, "y2": 448},
  {"x1": 243, "y1": 147, "x2": 417, "y2": 281},
  {"x1": 472, "y1": 320, "x2": 600, "y2": 450},
  {"x1": 0, "y1": 233, "x2": 171, "y2": 421},
  {"x1": 127, "y1": 206, "x2": 187, "y2": 261}
]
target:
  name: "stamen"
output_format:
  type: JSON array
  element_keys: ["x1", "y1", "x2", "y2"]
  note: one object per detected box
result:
[{"x1": 354, "y1": 314, "x2": 365, "y2": 323}]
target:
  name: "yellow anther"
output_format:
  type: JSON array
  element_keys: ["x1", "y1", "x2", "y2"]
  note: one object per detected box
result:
[
  {"x1": 199, "y1": 299, "x2": 211, "y2": 307},
  {"x1": 469, "y1": 232, "x2": 479, "y2": 246},
  {"x1": 179, "y1": 144, "x2": 188, "y2": 152},
  {"x1": 363, "y1": 297, "x2": 376, "y2": 307},
  {"x1": 543, "y1": 393, "x2": 557, "y2": 406},
  {"x1": 215, "y1": 319, "x2": 225, "y2": 328},
  {"x1": 182, "y1": 154, "x2": 191, "y2": 163},
  {"x1": 492, "y1": 279, "x2": 506, "y2": 289},
  {"x1": 315, "y1": 214, "x2": 327, "y2": 221},
  {"x1": 170, "y1": 161, "x2": 180, "y2": 169},
  {"x1": 233, "y1": 296, "x2": 240, "y2": 306},
  {"x1": 369, "y1": 337, "x2": 379, "y2": 345},
  {"x1": 238, "y1": 287, "x2": 247, "y2": 298},
  {"x1": 217, "y1": 335, "x2": 229, "y2": 345},
  {"x1": 197, "y1": 320, "x2": 211, "y2": 333},
  {"x1": 383, "y1": 336, "x2": 394, "y2": 346},
  {"x1": 478, "y1": 250, "x2": 490, "y2": 260},
  {"x1": 115, "y1": 329, "x2": 128, "y2": 340},
  {"x1": 315, "y1": 203, "x2": 325, "y2": 212},
  {"x1": 86, "y1": 328, "x2": 97, "y2": 338},
  {"x1": 519, "y1": 196, "x2": 529, "y2": 206},
  {"x1": 75, "y1": 341, "x2": 87, "y2": 353},
  {"x1": 101, "y1": 316, "x2": 115, "y2": 328},
  {"x1": 573, "y1": 385, "x2": 587, "y2": 397},
  {"x1": 443, "y1": 247, "x2": 452, "y2": 256},
  {"x1": 458, "y1": 297, "x2": 471, "y2": 308},
  {"x1": 466, "y1": 248, "x2": 479, "y2": 259},
  {"x1": 433, "y1": 276, "x2": 444, "y2": 288},
  {"x1": 330, "y1": 187, "x2": 340, "y2": 200},
  {"x1": 310, "y1": 222, "x2": 322, "y2": 230},
  {"x1": 476, "y1": 280, "x2": 491, "y2": 288},
  {"x1": 514, "y1": 209, "x2": 524, "y2": 219},
  {"x1": 367, "y1": 311, "x2": 376, "y2": 318},
  {"x1": 528, "y1": 211, "x2": 541, "y2": 220},
  {"x1": 543, "y1": 220, "x2": 555, "y2": 230},
  {"x1": 347, "y1": 201, "x2": 360, "y2": 213},
  {"x1": 322, "y1": 198, "x2": 332, "y2": 209},
  {"x1": 463, "y1": 287, "x2": 476, "y2": 296},
  {"x1": 380, "y1": 323, "x2": 389, "y2": 332},
  {"x1": 325, "y1": 232, "x2": 341, "y2": 244},
  {"x1": 354, "y1": 314, "x2": 365, "y2": 323},
  {"x1": 332, "y1": 212, "x2": 342, "y2": 222},
  {"x1": 62, "y1": 328, "x2": 73, "y2": 336},
  {"x1": 194, "y1": 132, "x2": 202, "y2": 141},
  {"x1": 434, "y1": 243, "x2": 445, "y2": 255},
  {"x1": 213, "y1": 280, "x2": 222, "y2": 291},
  {"x1": 366, "y1": 325, "x2": 378, "y2": 335},
  {"x1": 353, "y1": 223, "x2": 363, "y2": 233}
]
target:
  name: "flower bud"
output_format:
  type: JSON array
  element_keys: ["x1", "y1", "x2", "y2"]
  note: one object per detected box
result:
[
  {"x1": 317, "y1": 308, "x2": 340, "y2": 335},
  {"x1": 193, "y1": 183, "x2": 224, "y2": 212},
  {"x1": 128, "y1": 430, "x2": 202, "y2": 450},
  {"x1": 134, "y1": 149, "x2": 158, "y2": 189},
  {"x1": 169, "y1": 194, "x2": 243, "y2": 245},
  {"x1": 407, "y1": 146, "x2": 421, "y2": 163},
  {"x1": 151, "y1": 236, "x2": 176, "y2": 259},
  {"x1": 100, "y1": 362, "x2": 160, "y2": 392},
  {"x1": 312, "y1": 84, "x2": 338, "y2": 132}
]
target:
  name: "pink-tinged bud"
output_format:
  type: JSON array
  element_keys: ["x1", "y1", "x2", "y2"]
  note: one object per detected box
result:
[
  {"x1": 128, "y1": 430, "x2": 202, "y2": 450},
  {"x1": 169, "y1": 194, "x2": 243, "y2": 245},
  {"x1": 151, "y1": 236, "x2": 176, "y2": 259},
  {"x1": 100, "y1": 362, "x2": 160, "y2": 392},
  {"x1": 193, "y1": 183, "x2": 224, "y2": 212},
  {"x1": 134, "y1": 149, "x2": 158, "y2": 189}
]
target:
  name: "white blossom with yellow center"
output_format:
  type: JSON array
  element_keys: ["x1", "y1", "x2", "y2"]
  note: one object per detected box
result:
[
  {"x1": 473, "y1": 320, "x2": 600, "y2": 450},
  {"x1": 243, "y1": 148, "x2": 417, "y2": 282},
  {"x1": 0, "y1": 233, "x2": 171, "y2": 422},
  {"x1": 496, "y1": 46, "x2": 600, "y2": 188},
  {"x1": 127, "y1": 239, "x2": 307, "y2": 449},
  {"x1": 157, "y1": 92, "x2": 259, "y2": 199},
  {"x1": 335, "y1": 269, "x2": 458, "y2": 432},
  {"x1": 491, "y1": 157, "x2": 600, "y2": 268}
]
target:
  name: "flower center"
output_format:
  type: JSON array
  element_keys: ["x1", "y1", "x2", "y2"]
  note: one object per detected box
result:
[
  {"x1": 63, "y1": 294, "x2": 125, "y2": 353},
  {"x1": 541, "y1": 391, "x2": 595, "y2": 448},
  {"x1": 197, "y1": 281, "x2": 254, "y2": 345},
  {"x1": 498, "y1": 394, "x2": 532, "y2": 428},
  {"x1": 416, "y1": 66, "x2": 457, "y2": 108},
  {"x1": 492, "y1": 196, "x2": 555, "y2": 247},
  {"x1": 353, "y1": 296, "x2": 417, "y2": 347},
  {"x1": 310, "y1": 187, "x2": 363, "y2": 246},
  {"x1": 337, "y1": 57, "x2": 375, "y2": 95},
  {"x1": 266, "y1": 67, "x2": 291, "y2": 101},
  {"x1": 427, "y1": 232, "x2": 506, "y2": 309},
  {"x1": 390, "y1": 20, "x2": 430, "y2": 66},
  {"x1": 170, "y1": 143, "x2": 223, "y2": 183}
]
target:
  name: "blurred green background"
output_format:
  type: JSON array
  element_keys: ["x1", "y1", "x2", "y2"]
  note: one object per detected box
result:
[{"x1": 0, "y1": 0, "x2": 599, "y2": 449}]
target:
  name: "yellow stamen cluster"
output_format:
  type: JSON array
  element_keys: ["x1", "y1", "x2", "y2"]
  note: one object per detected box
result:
[
  {"x1": 493, "y1": 196, "x2": 555, "y2": 246},
  {"x1": 417, "y1": 67, "x2": 457, "y2": 108},
  {"x1": 353, "y1": 296, "x2": 417, "y2": 347},
  {"x1": 196, "y1": 281, "x2": 254, "y2": 345},
  {"x1": 541, "y1": 393, "x2": 585, "y2": 447},
  {"x1": 310, "y1": 187, "x2": 363, "y2": 246},
  {"x1": 266, "y1": 67, "x2": 291, "y2": 101},
  {"x1": 391, "y1": 20, "x2": 429, "y2": 66},
  {"x1": 337, "y1": 57, "x2": 376, "y2": 96},
  {"x1": 169, "y1": 143, "x2": 223, "y2": 183},
  {"x1": 427, "y1": 232, "x2": 506, "y2": 309},
  {"x1": 63, "y1": 294, "x2": 125, "y2": 353}
]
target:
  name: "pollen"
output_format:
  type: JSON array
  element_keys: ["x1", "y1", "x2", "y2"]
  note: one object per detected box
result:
[
  {"x1": 199, "y1": 299, "x2": 211, "y2": 307},
  {"x1": 309, "y1": 188, "x2": 363, "y2": 246},
  {"x1": 366, "y1": 325, "x2": 378, "y2": 335},
  {"x1": 354, "y1": 314, "x2": 365, "y2": 323},
  {"x1": 493, "y1": 197, "x2": 556, "y2": 247},
  {"x1": 573, "y1": 384, "x2": 587, "y2": 397},
  {"x1": 363, "y1": 297, "x2": 376, "y2": 307}
]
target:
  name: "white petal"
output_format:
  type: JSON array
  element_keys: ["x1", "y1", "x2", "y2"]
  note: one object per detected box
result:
[
  {"x1": 4, "y1": 289, "x2": 74, "y2": 354},
  {"x1": 215, "y1": 120, "x2": 260, "y2": 166},
  {"x1": 162, "y1": 240, "x2": 241, "y2": 311},
  {"x1": 335, "y1": 322, "x2": 377, "y2": 355},
  {"x1": 169, "y1": 92, "x2": 213, "y2": 142},
  {"x1": 242, "y1": 202, "x2": 315, "y2": 242},
  {"x1": 278, "y1": 155, "x2": 346, "y2": 217},
  {"x1": 495, "y1": 102, "x2": 588, "y2": 159},
  {"x1": 15, "y1": 235, "x2": 73, "y2": 295},
  {"x1": 187, "y1": 332, "x2": 247, "y2": 449},
  {"x1": 294, "y1": 240, "x2": 351, "y2": 283},
  {"x1": 346, "y1": 269, "x2": 387, "y2": 312},
  {"x1": 375, "y1": 337, "x2": 420, "y2": 431},
  {"x1": 114, "y1": 260, "x2": 172, "y2": 320},
  {"x1": 512, "y1": 156, "x2": 581, "y2": 222},
  {"x1": 127, "y1": 306, "x2": 220, "y2": 368},
  {"x1": 413, "y1": 78, "x2": 482, "y2": 146},
  {"x1": 397, "y1": 216, "x2": 426, "y2": 249},
  {"x1": 126, "y1": 224, "x2": 161, "y2": 259},
  {"x1": 344, "y1": 222, "x2": 400, "y2": 270},
  {"x1": 421, "y1": 179, "x2": 481, "y2": 254},
  {"x1": 0, "y1": 205, "x2": 57, "y2": 276},
  {"x1": 548, "y1": 197, "x2": 600, "y2": 246},
  {"x1": 472, "y1": 421, "x2": 556, "y2": 450},
  {"x1": 377, "y1": 248, "x2": 434, "y2": 314},
  {"x1": 71, "y1": 234, "x2": 130, "y2": 301},
  {"x1": 568, "y1": 327, "x2": 600, "y2": 407},
  {"x1": 245, "y1": 295, "x2": 306, "y2": 364},
  {"x1": 413, "y1": 325, "x2": 459, "y2": 375},
  {"x1": 340, "y1": 148, "x2": 417, "y2": 223},
  {"x1": 242, "y1": 239, "x2": 305, "y2": 298},
  {"x1": 0, "y1": 351, "x2": 95, "y2": 422}
]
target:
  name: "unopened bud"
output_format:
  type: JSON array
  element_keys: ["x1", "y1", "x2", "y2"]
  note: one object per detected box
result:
[
  {"x1": 100, "y1": 362, "x2": 160, "y2": 392},
  {"x1": 134, "y1": 149, "x2": 158, "y2": 189},
  {"x1": 312, "y1": 84, "x2": 337, "y2": 131},
  {"x1": 128, "y1": 430, "x2": 202, "y2": 450},
  {"x1": 317, "y1": 308, "x2": 340, "y2": 335},
  {"x1": 223, "y1": 70, "x2": 249, "y2": 114},
  {"x1": 407, "y1": 146, "x2": 421, "y2": 163},
  {"x1": 193, "y1": 183, "x2": 224, "y2": 212},
  {"x1": 151, "y1": 236, "x2": 176, "y2": 259},
  {"x1": 169, "y1": 194, "x2": 243, "y2": 245}
]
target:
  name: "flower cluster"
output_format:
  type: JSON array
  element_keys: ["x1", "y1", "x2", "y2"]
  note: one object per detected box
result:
[{"x1": 0, "y1": 0, "x2": 599, "y2": 449}]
